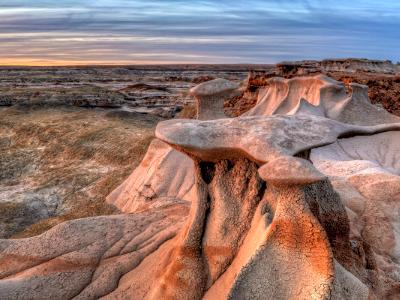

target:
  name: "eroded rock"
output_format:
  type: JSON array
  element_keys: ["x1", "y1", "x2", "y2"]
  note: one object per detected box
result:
[
  {"x1": 1, "y1": 74, "x2": 400, "y2": 299},
  {"x1": 106, "y1": 139, "x2": 195, "y2": 213},
  {"x1": 311, "y1": 131, "x2": 400, "y2": 298},
  {"x1": 156, "y1": 114, "x2": 400, "y2": 164},
  {"x1": 190, "y1": 78, "x2": 239, "y2": 120}
]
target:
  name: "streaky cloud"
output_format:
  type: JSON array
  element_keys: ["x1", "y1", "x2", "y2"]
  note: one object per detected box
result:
[{"x1": 0, "y1": 0, "x2": 398, "y2": 65}]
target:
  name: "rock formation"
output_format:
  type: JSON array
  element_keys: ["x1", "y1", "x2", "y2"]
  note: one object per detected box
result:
[
  {"x1": 228, "y1": 60, "x2": 400, "y2": 118},
  {"x1": 1, "y1": 75, "x2": 400, "y2": 299},
  {"x1": 243, "y1": 75, "x2": 400, "y2": 125},
  {"x1": 106, "y1": 139, "x2": 196, "y2": 213},
  {"x1": 310, "y1": 131, "x2": 400, "y2": 298},
  {"x1": 190, "y1": 78, "x2": 239, "y2": 120}
]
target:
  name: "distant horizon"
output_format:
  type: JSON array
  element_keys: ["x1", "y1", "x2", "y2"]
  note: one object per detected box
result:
[
  {"x1": 1, "y1": 57, "x2": 399, "y2": 67},
  {"x1": 1, "y1": 1, "x2": 399, "y2": 66},
  {"x1": 0, "y1": 58, "x2": 398, "y2": 68}
]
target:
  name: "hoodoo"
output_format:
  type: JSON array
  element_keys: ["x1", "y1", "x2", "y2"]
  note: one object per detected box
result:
[{"x1": 190, "y1": 78, "x2": 239, "y2": 120}]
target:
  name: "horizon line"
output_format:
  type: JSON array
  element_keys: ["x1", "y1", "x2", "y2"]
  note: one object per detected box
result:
[{"x1": 0, "y1": 57, "x2": 397, "y2": 68}]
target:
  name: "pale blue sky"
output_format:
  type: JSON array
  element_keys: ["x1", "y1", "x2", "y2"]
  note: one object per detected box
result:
[{"x1": 0, "y1": 1, "x2": 399, "y2": 65}]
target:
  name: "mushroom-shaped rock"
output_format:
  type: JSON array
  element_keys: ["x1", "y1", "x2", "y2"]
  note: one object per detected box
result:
[
  {"x1": 189, "y1": 78, "x2": 239, "y2": 120},
  {"x1": 258, "y1": 156, "x2": 326, "y2": 185},
  {"x1": 156, "y1": 114, "x2": 400, "y2": 165}
]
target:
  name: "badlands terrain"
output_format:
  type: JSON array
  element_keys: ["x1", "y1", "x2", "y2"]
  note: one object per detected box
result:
[{"x1": 0, "y1": 59, "x2": 400, "y2": 299}]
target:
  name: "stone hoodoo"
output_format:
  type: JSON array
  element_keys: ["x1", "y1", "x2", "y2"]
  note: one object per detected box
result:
[
  {"x1": 189, "y1": 78, "x2": 239, "y2": 120},
  {"x1": 1, "y1": 75, "x2": 400, "y2": 299},
  {"x1": 107, "y1": 79, "x2": 240, "y2": 213},
  {"x1": 151, "y1": 111, "x2": 400, "y2": 299}
]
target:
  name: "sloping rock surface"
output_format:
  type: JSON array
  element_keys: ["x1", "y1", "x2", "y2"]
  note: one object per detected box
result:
[
  {"x1": 107, "y1": 139, "x2": 195, "y2": 213},
  {"x1": 0, "y1": 203, "x2": 189, "y2": 300},
  {"x1": 311, "y1": 131, "x2": 400, "y2": 298}
]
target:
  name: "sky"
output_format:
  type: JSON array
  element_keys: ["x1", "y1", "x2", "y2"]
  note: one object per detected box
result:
[{"x1": 0, "y1": 0, "x2": 399, "y2": 65}]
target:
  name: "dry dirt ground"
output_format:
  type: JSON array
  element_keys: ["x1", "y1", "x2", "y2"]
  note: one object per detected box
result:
[{"x1": 0, "y1": 106, "x2": 162, "y2": 238}]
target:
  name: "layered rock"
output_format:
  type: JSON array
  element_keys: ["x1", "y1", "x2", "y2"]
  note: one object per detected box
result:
[
  {"x1": 274, "y1": 59, "x2": 399, "y2": 77},
  {"x1": 244, "y1": 75, "x2": 400, "y2": 125},
  {"x1": 230, "y1": 61, "x2": 400, "y2": 118}
]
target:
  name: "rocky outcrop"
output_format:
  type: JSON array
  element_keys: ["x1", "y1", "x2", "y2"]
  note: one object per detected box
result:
[
  {"x1": 243, "y1": 75, "x2": 400, "y2": 125},
  {"x1": 1, "y1": 75, "x2": 400, "y2": 299},
  {"x1": 276, "y1": 59, "x2": 399, "y2": 76},
  {"x1": 0, "y1": 203, "x2": 189, "y2": 299},
  {"x1": 311, "y1": 131, "x2": 400, "y2": 298},
  {"x1": 320, "y1": 59, "x2": 399, "y2": 74},
  {"x1": 331, "y1": 73, "x2": 400, "y2": 117},
  {"x1": 143, "y1": 112, "x2": 399, "y2": 299},
  {"x1": 229, "y1": 60, "x2": 400, "y2": 118},
  {"x1": 243, "y1": 75, "x2": 350, "y2": 119},
  {"x1": 106, "y1": 139, "x2": 195, "y2": 213},
  {"x1": 107, "y1": 79, "x2": 240, "y2": 214},
  {"x1": 190, "y1": 78, "x2": 239, "y2": 120},
  {"x1": 156, "y1": 114, "x2": 400, "y2": 164}
]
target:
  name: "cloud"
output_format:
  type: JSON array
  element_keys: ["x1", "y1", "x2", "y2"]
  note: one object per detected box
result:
[{"x1": 0, "y1": 0, "x2": 398, "y2": 65}]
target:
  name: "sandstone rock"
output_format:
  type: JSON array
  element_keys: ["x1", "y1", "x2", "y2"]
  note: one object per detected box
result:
[
  {"x1": 189, "y1": 78, "x2": 239, "y2": 120},
  {"x1": 337, "y1": 82, "x2": 400, "y2": 125},
  {"x1": 258, "y1": 156, "x2": 326, "y2": 185},
  {"x1": 0, "y1": 203, "x2": 189, "y2": 300},
  {"x1": 231, "y1": 63, "x2": 400, "y2": 118},
  {"x1": 106, "y1": 139, "x2": 195, "y2": 213},
  {"x1": 150, "y1": 113, "x2": 398, "y2": 299},
  {"x1": 311, "y1": 131, "x2": 400, "y2": 298},
  {"x1": 243, "y1": 75, "x2": 400, "y2": 125},
  {"x1": 244, "y1": 75, "x2": 350, "y2": 119},
  {"x1": 2, "y1": 74, "x2": 400, "y2": 300},
  {"x1": 156, "y1": 114, "x2": 400, "y2": 164}
]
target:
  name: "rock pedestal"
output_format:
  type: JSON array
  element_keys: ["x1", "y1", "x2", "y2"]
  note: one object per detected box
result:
[{"x1": 189, "y1": 78, "x2": 239, "y2": 120}]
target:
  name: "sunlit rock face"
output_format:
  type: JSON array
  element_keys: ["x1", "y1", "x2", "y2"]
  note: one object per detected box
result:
[
  {"x1": 106, "y1": 139, "x2": 196, "y2": 213},
  {"x1": 1, "y1": 75, "x2": 400, "y2": 299},
  {"x1": 244, "y1": 74, "x2": 400, "y2": 125},
  {"x1": 311, "y1": 131, "x2": 400, "y2": 298}
]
